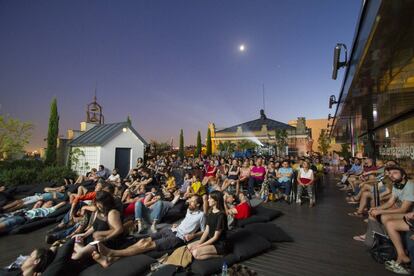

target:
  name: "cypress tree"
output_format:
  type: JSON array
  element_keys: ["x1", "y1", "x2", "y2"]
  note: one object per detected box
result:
[
  {"x1": 179, "y1": 129, "x2": 184, "y2": 160},
  {"x1": 195, "y1": 130, "x2": 202, "y2": 157},
  {"x1": 206, "y1": 128, "x2": 212, "y2": 156},
  {"x1": 45, "y1": 98, "x2": 59, "y2": 165}
]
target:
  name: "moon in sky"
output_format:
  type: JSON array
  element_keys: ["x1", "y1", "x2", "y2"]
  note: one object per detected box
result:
[{"x1": 239, "y1": 44, "x2": 245, "y2": 52}]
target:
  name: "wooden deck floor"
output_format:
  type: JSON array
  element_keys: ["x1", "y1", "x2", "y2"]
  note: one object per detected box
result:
[
  {"x1": 0, "y1": 176, "x2": 396, "y2": 275},
  {"x1": 244, "y1": 175, "x2": 394, "y2": 276}
]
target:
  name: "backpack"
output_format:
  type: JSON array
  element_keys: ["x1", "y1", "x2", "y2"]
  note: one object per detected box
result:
[{"x1": 369, "y1": 232, "x2": 396, "y2": 264}]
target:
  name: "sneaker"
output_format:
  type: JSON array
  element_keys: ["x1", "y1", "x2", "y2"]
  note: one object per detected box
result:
[
  {"x1": 296, "y1": 199, "x2": 301, "y2": 204},
  {"x1": 385, "y1": 262, "x2": 411, "y2": 275},
  {"x1": 150, "y1": 224, "x2": 158, "y2": 233}
]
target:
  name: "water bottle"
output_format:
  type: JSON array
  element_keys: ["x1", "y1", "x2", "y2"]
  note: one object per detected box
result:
[{"x1": 221, "y1": 261, "x2": 228, "y2": 276}]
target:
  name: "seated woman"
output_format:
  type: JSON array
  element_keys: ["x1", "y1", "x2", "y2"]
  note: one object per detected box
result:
[
  {"x1": 296, "y1": 160, "x2": 315, "y2": 207},
  {"x1": 202, "y1": 160, "x2": 217, "y2": 186},
  {"x1": 74, "y1": 168, "x2": 99, "y2": 185},
  {"x1": 188, "y1": 190, "x2": 230, "y2": 260},
  {"x1": 0, "y1": 201, "x2": 66, "y2": 234},
  {"x1": 238, "y1": 161, "x2": 250, "y2": 191},
  {"x1": 224, "y1": 192, "x2": 251, "y2": 228},
  {"x1": 185, "y1": 175, "x2": 208, "y2": 214},
  {"x1": 71, "y1": 191, "x2": 124, "y2": 260},
  {"x1": 221, "y1": 159, "x2": 240, "y2": 195}
]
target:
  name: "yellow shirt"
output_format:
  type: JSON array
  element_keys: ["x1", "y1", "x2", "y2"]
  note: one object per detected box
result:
[
  {"x1": 191, "y1": 181, "x2": 206, "y2": 196},
  {"x1": 166, "y1": 177, "x2": 176, "y2": 189}
]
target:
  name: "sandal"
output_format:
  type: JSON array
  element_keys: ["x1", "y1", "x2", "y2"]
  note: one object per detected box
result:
[
  {"x1": 353, "y1": 235, "x2": 366, "y2": 242},
  {"x1": 348, "y1": 212, "x2": 364, "y2": 218}
]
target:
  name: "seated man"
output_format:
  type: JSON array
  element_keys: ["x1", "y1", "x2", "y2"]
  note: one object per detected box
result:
[
  {"x1": 273, "y1": 160, "x2": 293, "y2": 202},
  {"x1": 353, "y1": 166, "x2": 414, "y2": 245},
  {"x1": 96, "y1": 165, "x2": 110, "y2": 180},
  {"x1": 134, "y1": 190, "x2": 181, "y2": 233},
  {"x1": 382, "y1": 211, "x2": 414, "y2": 274},
  {"x1": 0, "y1": 201, "x2": 66, "y2": 234},
  {"x1": 1, "y1": 192, "x2": 67, "y2": 213},
  {"x1": 92, "y1": 195, "x2": 206, "y2": 268},
  {"x1": 337, "y1": 158, "x2": 362, "y2": 189}
]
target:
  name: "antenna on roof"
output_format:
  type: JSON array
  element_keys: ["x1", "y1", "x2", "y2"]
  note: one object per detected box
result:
[{"x1": 262, "y1": 83, "x2": 265, "y2": 112}]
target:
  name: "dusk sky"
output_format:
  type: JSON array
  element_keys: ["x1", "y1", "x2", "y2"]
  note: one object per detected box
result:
[{"x1": 0, "y1": 0, "x2": 361, "y2": 151}]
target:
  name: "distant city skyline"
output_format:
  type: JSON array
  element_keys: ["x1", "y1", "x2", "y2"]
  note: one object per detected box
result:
[{"x1": 0, "y1": 0, "x2": 361, "y2": 151}]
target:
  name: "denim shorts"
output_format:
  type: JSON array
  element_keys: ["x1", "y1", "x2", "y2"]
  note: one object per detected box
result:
[
  {"x1": 22, "y1": 195, "x2": 42, "y2": 205},
  {"x1": 0, "y1": 216, "x2": 26, "y2": 234}
]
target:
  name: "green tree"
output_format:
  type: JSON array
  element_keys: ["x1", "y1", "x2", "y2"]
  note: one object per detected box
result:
[
  {"x1": 317, "y1": 129, "x2": 331, "y2": 155},
  {"x1": 275, "y1": 129, "x2": 288, "y2": 156},
  {"x1": 195, "y1": 130, "x2": 202, "y2": 157},
  {"x1": 0, "y1": 115, "x2": 33, "y2": 159},
  {"x1": 217, "y1": 141, "x2": 236, "y2": 156},
  {"x1": 149, "y1": 140, "x2": 171, "y2": 156},
  {"x1": 206, "y1": 128, "x2": 212, "y2": 156},
  {"x1": 179, "y1": 129, "x2": 184, "y2": 160},
  {"x1": 237, "y1": 140, "x2": 257, "y2": 151},
  {"x1": 45, "y1": 98, "x2": 59, "y2": 165},
  {"x1": 339, "y1": 143, "x2": 351, "y2": 160}
]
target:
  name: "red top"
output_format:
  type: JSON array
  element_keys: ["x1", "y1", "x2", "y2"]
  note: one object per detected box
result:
[
  {"x1": 234, "y1": 202, "x2": 251, "y2": 220},
  {"x1": 72, "y1": 191, "x2": 96, "y2": 206},
  {"x1": 205, "y1": 165, "x2": 217, "y2": 177}
]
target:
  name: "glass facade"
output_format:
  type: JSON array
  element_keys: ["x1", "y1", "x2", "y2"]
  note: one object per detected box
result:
[{"x1": 332, "y1": 0, "x2": 414, "y2": 175}]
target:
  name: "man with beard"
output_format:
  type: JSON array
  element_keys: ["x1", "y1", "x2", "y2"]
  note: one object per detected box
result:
[{"x1": 353, "y1": 166, "x2": 414, "y2": 246}]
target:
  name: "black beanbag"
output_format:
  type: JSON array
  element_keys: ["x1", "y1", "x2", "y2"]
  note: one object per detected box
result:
[
  {"x1": 228, "y1": 229, "x2": 272, "y2": 261},
  {"x1": 79, "y1": 254, "x2": 156, "y2": 276},
  {"x1": 190, "y1": 254, "x2": 239, "y2": 276},
  {"x1": 244, "y1": 223, "x2": 293, "y2": 242},
  {"x1": 11, "y1": 217, "x2": 56, "y2": 234},
  {"x1": 145, "y1": 248, "x2": 174, "y2": 259},
  {"x1": 236, "y1": 215, "x2": 268, "y2": 227},
  {"x1": 253, "y1": 205, "x2": 283, "y2": 221},
  {"x1": 46, "y1": 204, "x2": 70, "y2": 219}
]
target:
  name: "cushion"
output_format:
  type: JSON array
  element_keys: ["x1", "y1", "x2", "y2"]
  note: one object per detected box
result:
[
  {"x1": 190, "y1": 254, "x2": 238, "y2": 276},
  {"x1": 253, "y1": 205, "x2": 283, "y2": 221},
  {"x1": 244, "y1": 223, "x2": 293, "y2": 242},
  {"x1": 79, "y1": 254, "x2": 156, "y2": 276},
  {"x1": 46, "y1": 204, "x2": 70, "y2": 219},
  {"x1": 236, "y1": 215, "x2": 268, "y2": 227},
  {"x1": 228, "y1": 229, "x2": 272, "y2": 261},
  {"x1": 10, "y1": 217, "x2": 56, "y2": 234},
  {"x1": 151, "y1": 264, "x2": 179, "y2": 276}
]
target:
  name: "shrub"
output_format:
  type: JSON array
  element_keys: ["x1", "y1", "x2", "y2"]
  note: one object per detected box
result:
[
  {"x1": 0, "y1": 167, "x2": 38, "y2": 186},
  {"x1": 38, "y1": 166, "x2": 77, "y2": 183},
  {"x1": 0, "y1": 159, "x2": 44, "y2": 171}
]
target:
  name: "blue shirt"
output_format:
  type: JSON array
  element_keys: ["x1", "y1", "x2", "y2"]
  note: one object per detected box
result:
[
  {"x1": 278, "y1": 167, "x2": 293, "y2": 183},
  {"x1": 348, "y1": 164, "x2": 362, "y2": 174}
]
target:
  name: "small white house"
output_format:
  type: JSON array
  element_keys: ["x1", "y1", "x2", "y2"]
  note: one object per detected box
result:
[{"x1": 69, "y1": 122, "x2": 147, "y2": 177}]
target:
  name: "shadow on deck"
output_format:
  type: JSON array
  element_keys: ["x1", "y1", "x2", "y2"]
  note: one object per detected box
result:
[{"x1": 243, "y1": 175, "x2": 394, "y2": 276}]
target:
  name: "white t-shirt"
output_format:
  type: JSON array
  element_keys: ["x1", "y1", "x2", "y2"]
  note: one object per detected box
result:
[
  {"x1": 108, "y1": 174, "x2": 120, "y2": 182},
  {"x1": 299, "y1": 168, "x2": 313, "y2": 180}
]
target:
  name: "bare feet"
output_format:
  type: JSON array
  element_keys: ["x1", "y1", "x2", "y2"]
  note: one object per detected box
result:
[
  {"x1": 97, "y1": 243, "x2": 112, "y2": 257},
  {"x1": 92, "y1": 251, "x2": 111, "y2": 268}
]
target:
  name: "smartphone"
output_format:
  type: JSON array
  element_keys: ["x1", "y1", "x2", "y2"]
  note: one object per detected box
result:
[{"x1": 89, "y1": 241, "x2": 100, "y2": 246}]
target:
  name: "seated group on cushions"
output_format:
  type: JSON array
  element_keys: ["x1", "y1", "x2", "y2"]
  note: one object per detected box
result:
[{"x1": 339, "y1": 158, "x2": 414, "y2": 274}]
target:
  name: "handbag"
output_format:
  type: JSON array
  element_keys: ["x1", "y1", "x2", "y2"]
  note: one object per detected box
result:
[
  {"x1": 164, "y1": 245, "x2": 193, "y2": 268},
  {"x1": 369, "y1": 231, "x2": 396, "y2": 264}
]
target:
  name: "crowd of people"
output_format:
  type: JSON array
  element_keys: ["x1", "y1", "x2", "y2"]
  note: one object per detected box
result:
[
  {"x1": 0, "y1": 153, "x2": 327, "y2": 275},
  {"x1": 335, "y1": 157, "x2": 414, "y2": 274}
]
